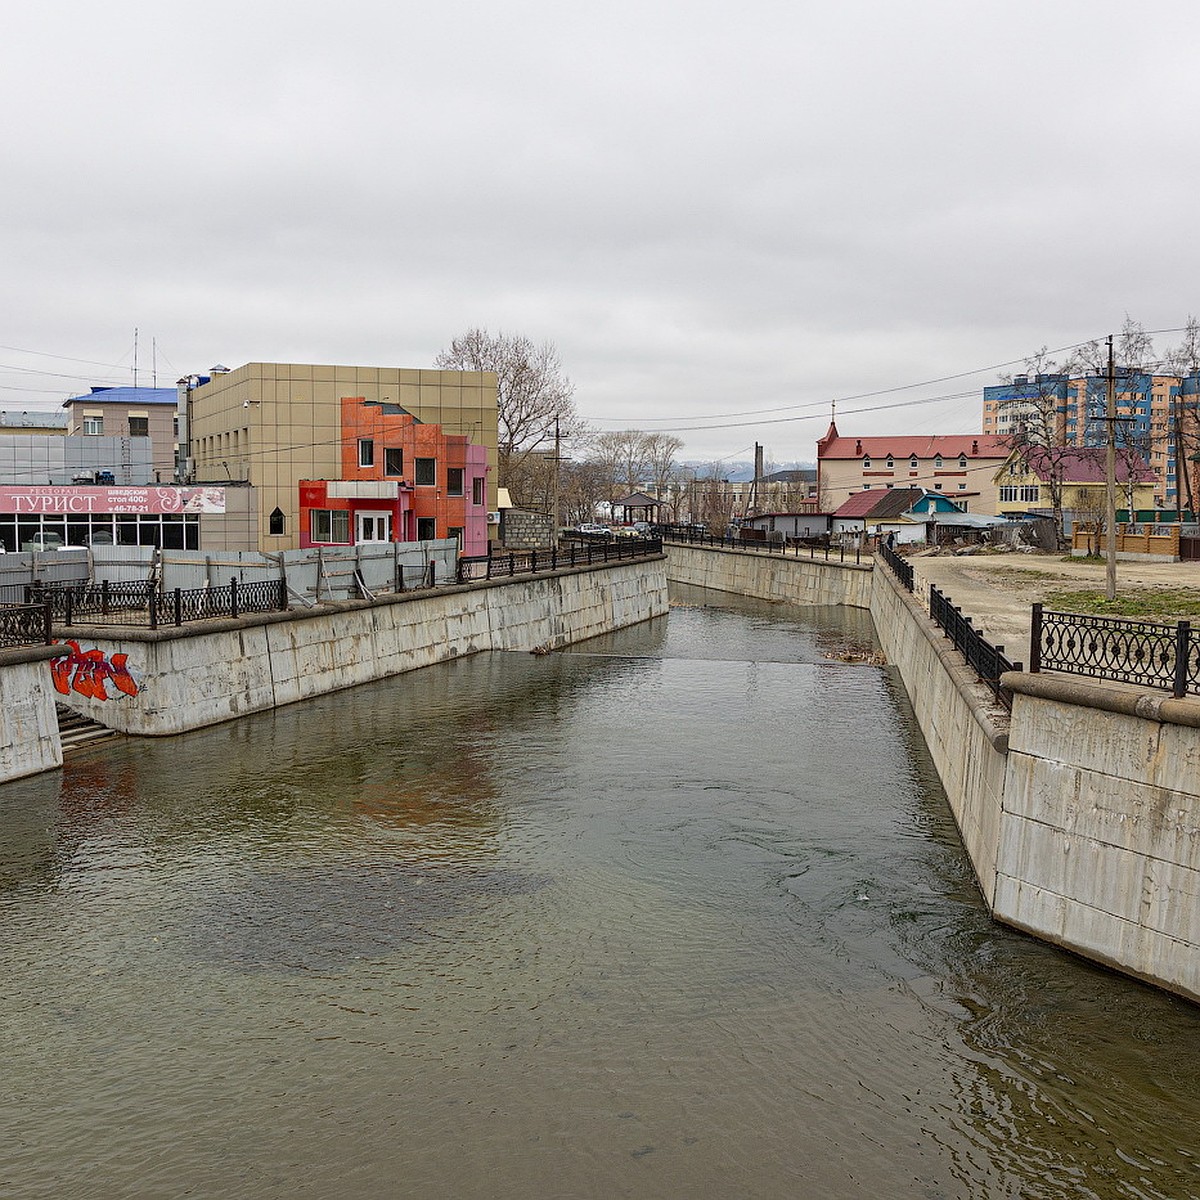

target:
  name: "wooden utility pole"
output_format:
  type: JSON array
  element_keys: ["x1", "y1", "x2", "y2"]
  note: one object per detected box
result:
[{"x1": 1105, "y1": 335, "x2": 1118, "y2": 601}]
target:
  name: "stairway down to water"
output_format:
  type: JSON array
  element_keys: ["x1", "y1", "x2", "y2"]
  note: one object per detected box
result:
[{"x1": 56, "y1": 705, "x2": 120, "y2": 754}]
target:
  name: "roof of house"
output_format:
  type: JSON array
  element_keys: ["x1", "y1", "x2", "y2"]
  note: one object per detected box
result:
[
  {"x1": 614, "y1": 491, "x2": 662, "y2": 507},
  {"x1": 832, "y1": 487, "x2": 927, "y2": 519},
  {"x1": 817, "y1": 420, "x2": 1008, "y2": 461},
  {"x1": 1017, "y1": 446, "x2": 1157, "y2": 485},
  {"x1": 62, "y1": 385, "x2": 178, "y2": 409}
]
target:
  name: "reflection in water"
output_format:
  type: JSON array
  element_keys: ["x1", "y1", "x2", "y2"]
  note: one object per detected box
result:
[{"x1": 1, "y1": 589, "x2": 1199, "y2": 1199}]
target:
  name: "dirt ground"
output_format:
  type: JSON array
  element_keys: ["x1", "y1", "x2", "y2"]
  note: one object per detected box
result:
[{"x1": 904, "y1": 551, "x2": 1200, "y2": 668}]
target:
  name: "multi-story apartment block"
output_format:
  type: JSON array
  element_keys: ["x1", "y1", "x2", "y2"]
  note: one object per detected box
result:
[
  {"x1": 982, "y1": 371, "x2": 1200, "y2": 512},
  {"x1": 63, "y1": 385, "x2": 179, "y2": 482}
]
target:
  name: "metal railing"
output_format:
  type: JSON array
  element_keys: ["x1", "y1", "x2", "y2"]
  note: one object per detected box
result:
[
  {"x1": 21, "y1": 577, "x2": 289, "y2": 631},
  {"x1": 930, "y1": 584, "x2": 1021, "y2": 710},
  {"x1": 658, "y1": 526, "x2": 862, "y2": 565},
  {"x1": 458, "y1": 537, "x2": 664, "y2": 582},
  {"x1": 1031, "y1": 603, "x2": 1200, "y2": 698},
  {"x1": 877, "y1": 540, "x2": 913, "y2": 591},
  {"x1": 0, "y1": 602, "x2": 52, "y2": 648}
]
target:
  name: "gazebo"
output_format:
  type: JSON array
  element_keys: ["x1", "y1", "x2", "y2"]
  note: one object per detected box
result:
[{"x1": 613, "y1": 491, "x2": 662, "y2": 526}]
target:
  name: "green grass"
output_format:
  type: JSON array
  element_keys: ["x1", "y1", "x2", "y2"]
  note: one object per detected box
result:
[{"x1": 1044, "y1": 586, "x2": 1200, "y2": 622}]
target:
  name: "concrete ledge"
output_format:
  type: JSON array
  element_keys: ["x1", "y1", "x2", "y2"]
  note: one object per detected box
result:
[{"x1": 1002, "y1": 670, "x2": 1200, "y2": 729}]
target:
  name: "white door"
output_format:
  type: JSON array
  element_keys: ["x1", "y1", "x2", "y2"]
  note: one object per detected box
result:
[{"x1": 356, "y1": 512, "x2": 392, "y2": 542}]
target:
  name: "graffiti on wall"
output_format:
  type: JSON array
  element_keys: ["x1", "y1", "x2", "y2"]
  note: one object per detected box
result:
[{"x1": 51, "y1": 641, "x2": 140, "y2": 701}]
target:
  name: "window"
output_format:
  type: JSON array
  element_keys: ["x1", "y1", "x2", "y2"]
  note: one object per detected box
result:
[
  {"x1": 885, "y1": 457, "x2": 894, "y2": 468},
  {"x1": 862, "y1": 457, "x2": 871, "y2": 469},
  {"x1": 957, "y1": 483, "x2": 967, "y2": 490},
  {"x1": 935, "y1": 482, "x2": 943, "y2": 490},
  {"x1": 958, "y1": 455, "x2": 967, "y2": 468},
  {"x1": 909, "y1": 455, "x2": 918, "y2": 468},
  {"x1": 384, "y1": 448, "x2": 403, "y2": 476},
  {"x1": 310, "y1": 509, "x2": 349, "y2": 543},
  {"x1": 472, "y1": 477, "x2": 485, "y2": 506},
  {"x1": 417, "y1": 516, "x2": 436, "y2": 540},
  {"x1": 415, "y1": 457, "x2": 436, "y2": 486},
  {"x1": 934, "y1": 456, "x2": 943, "y2": 468},
  {"x1": 1021, "y1": 485, "x2": 1039, "y2": 503},
  {"x1": 447, "y1": 467, "x2": 464, "y2": 497},
  {"x1": 129, "y1": 417, "x2": 149, "y2": 438},
  {"x1": 269, "y1": 507, "x2": 285, "y2": 536},
  {"x1": 1000, "y1": 485, "x2": 1017, "y2": 502},
  {"x1": 358, "y1": 439, "x2": 374, "y2": 469},
  {"x1": 862, "y1": 483, "x2": 871, "y2": 490},
  {"x1": 83, "y1": 416, "x2": 103, "y2": 435}
]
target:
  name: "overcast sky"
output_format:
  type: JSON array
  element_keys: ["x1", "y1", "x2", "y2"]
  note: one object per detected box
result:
[{"x1": 3, "y1": 0, "x2": 1198, "y2": 464}]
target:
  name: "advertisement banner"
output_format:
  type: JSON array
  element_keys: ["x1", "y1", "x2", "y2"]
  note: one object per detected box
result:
[{"x1": 0, "y1": 486, "x2": 227, "y2": 516}]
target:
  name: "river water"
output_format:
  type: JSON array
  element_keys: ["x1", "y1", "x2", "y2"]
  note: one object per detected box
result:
[{"x1": 3, "y1": 586, "x2": 1200, "y2": 1199}]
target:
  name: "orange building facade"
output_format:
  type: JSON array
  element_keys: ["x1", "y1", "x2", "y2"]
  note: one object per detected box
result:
[{"x1": 299, "y1": 397, "x2": 490, "y2": 555}]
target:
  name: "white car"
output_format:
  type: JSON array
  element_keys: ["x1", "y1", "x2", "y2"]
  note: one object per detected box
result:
[{"x1": 577, "y1": 523, "x2": 611, "y2": 537}]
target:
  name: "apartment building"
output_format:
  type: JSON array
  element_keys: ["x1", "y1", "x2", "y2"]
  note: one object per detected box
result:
[{"x1": 982, "y1": 371, "x2": 1200, "y2": 511}]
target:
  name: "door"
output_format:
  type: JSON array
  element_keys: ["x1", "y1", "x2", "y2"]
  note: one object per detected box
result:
[{"x1": 356, "y1": 512, "x2": 392, "y2": 543}]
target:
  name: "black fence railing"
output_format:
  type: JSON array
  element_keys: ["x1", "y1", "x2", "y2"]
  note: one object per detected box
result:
[
  {"x1": 0, "y1": 602, "x2": 52, "y2": 648},
  {"x1": 877, "y1": 540, "x2": 913, "y2": 591},
  {"x1": 1031, "y1": 603, "x2": 1200, "y2": 698},
  {"x1": 658, "y1": 526, "x2": 862, "y2": 566},
  {"x1": 458, "y1": 537, "x2": 664, "y2": 582},
  {"x1": 930, "y1": 584, "x2": 1021, "y2": 711},
  {"x1": 18, "y1": 577, "x2": 289, "y2": 631}
]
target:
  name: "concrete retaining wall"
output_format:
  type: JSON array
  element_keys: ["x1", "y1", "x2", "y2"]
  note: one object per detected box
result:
[
  {"x1": 997, "y1": 673, "x2": 1200, "y2": 1001},
  {"x1": 0, "y1": 646, "x2": 64, "y2": 783},
  {"x1": 869, "y1": 564, "x2": 1009, "y2": 909},
  {"x1": 45, "y1": 556, "x2": 669, "y2": 739},
  {"x1": 664, "y1": 542, "x2": 873, "y2": 608}
]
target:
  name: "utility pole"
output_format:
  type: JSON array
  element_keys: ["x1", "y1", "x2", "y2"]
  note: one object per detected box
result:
[
  {"x1": 551, "y1": 416, "x2": 561, "y2": 536},
  {"x1": 1105, "y1": 334, "x2": 1118, "y2": 601}
]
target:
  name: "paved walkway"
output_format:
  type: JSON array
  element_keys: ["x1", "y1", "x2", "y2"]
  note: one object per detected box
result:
[{"x1": 905, "y1": 552, "x2": 1200, "y2": 669}]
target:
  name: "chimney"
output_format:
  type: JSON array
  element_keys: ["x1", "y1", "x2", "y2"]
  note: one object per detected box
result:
[
  {"x1": 971, "y1": 439, "x2": 978, "y2": 455},
  {"x1": 854, "y1": 439, "x2": 862, "y2": 455}
]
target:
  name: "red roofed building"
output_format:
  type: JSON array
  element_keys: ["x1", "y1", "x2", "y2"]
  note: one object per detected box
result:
[{"x1": 816, "y1": 421, "x2": 1010, "y2": 513}]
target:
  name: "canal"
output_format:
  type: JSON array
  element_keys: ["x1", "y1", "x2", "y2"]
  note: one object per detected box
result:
[{"x1": 3, "y1": 587, "x2": 1200, "y2": 1198}]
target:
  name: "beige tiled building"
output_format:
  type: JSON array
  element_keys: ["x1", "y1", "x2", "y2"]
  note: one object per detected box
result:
[{"x1": 183, "y1": 362, "x2": 500, "y2": 551}]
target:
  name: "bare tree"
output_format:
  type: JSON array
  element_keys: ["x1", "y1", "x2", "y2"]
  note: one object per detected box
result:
[
  {"x1": 996, "y1": 348, "x2": 1075, "y2": 547},
  {"x1": 435, "y1": 328, "x2": 584, "y2": 507}
]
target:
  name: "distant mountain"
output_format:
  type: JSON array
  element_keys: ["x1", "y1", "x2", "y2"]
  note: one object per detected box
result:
[{"x1": 680, "y1": 460, "x2": 816, "y2": 483}]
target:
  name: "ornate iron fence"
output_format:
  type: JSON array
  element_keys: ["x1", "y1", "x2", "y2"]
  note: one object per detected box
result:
[
  {"x1": 930, "y1": 584, "x2": 1021, "y2": 710},
  {"x1": 877, "y1": 540, "x2": 913, "y2": 591},
  {"x1": 657, "y1": 526, "x2": 862, "y2": 565},
  {"x1": 0, "y1": 602, "x2": 51, "y2": 648},
  {"x1": 458, "y1": 537, "x2": 664, "y2": 582},
  {"x1": 1031, "y1": 603, "x2": 1198, "y2": 698}
]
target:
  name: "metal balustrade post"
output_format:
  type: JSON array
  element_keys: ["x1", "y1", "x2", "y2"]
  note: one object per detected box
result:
[
  {"x1": 101, "y1": 579, "x2": 110, "y2": 615},
  {"x1": 1174, "y1": 621, "x2": 1191, "y2": 698},
  {"x1": 174, "y1": 589, "x2": 183, "y2": 626},
  {"x1": 149, "y1": 589, "x2": 158, "y2": 630},
  {"x1": 64, "y1": 590, "x2": 73, "y2": 627},
  {"x1": 42, "y1": 600, "x2": 52, "y2": 645},
  {"x1": 230, "y1": 577, "x2": 239, "y2": 619},
  {"x1": 1030, "y1": 604, "x2": 1042, "y2": 673}
]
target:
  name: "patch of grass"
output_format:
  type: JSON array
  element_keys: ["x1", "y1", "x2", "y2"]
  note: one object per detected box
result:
[{"x1": 1045, "y1": 586, "x2": 1200, "y2": 622}]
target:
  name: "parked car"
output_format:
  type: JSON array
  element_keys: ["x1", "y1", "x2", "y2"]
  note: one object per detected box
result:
[{"x1": 577, "y1": 523, "x2": 611, "y2": 537}]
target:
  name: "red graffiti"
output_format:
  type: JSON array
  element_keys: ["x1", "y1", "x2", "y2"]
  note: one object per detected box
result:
[{"x1": 51, "y1": 641, "x2": 139, "y2": 701}]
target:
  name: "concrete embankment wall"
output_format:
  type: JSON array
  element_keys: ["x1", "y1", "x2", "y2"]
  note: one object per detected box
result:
[
  {"x1": 0, "y1": 645, "x2": 65, "y2": 783},
  {"x1": 996, "y1": 674, "x2": 1200, "y2": 1001},
  {"x1": 43, "y1": 556, "x2": 668, "y2": 740},
  {"x1": 664, "y1": 542, "x2": 873, "y2": 608},
  {"x1": 664, "y1": 542, "x2": 1200, "y2": 1003},
  {"x1": 869, "y1": 564, "x2": 1009, "y2": 910}
]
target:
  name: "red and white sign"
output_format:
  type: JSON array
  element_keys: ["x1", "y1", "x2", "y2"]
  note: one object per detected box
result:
[{"x1": 0, "y1": 486, "x2": 226, "y2": 515}]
